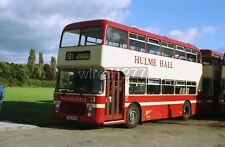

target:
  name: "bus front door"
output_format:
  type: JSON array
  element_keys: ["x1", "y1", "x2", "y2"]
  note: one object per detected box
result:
[{"x1": 105, "y1": 71, "x2": 124, "y2": 121}]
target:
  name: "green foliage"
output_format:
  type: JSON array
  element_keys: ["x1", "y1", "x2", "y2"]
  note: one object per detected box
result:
[
  {"x1": 0, "y1": 77, "x2": 55, "y2": 87},
  {"x1": 33, "y1": 64, "x2": 42, "y2": 80},
  {"x1": 43, "y1": 64, "x2": 53, "y2": 80},
  {"x1": 39, "y1": 52, "x2": 44, "y2": 67},
  {"x1": 39, "y1": 52, "x2": 45, "y2": 80},
  {"x1": 51, "y1": 56, "x2": 56, "y2": 80},
  {"x1": 0, "y1": 49, "x2": 57, "y2": 87},
  {"x1": 27, "y1": 49, "x2": 36, "y2": 77},
  {"x1": 0, "y1": 62, "x2": 11, "y2": 77},
  {"x1": 11, "y1": 64, "x2": 29, "y2": 84}
]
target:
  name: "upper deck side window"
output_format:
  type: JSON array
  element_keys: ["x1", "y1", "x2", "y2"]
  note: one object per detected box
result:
[
  {"x1": 106, "y1": 27, "x2": 128, "y2": 49},
  {"x1": 186, "y1": 48, "x2": 197, "y2": 62},
  {"x1": 129, "y1": 33, "x2": 146, "y2": 52},
  {"x1": 147, "y1": 38, "x2": 161, "y2": 55},
  {"x1": 60, "y1": 27, "x2": 103, "y2": 47},
  {"x1": 161, "y1": 42, "x2": 174, "y2": 58},
  {"x1": 212, "y1": 54, "x2": 222, "y2": 65},
  {"x1": 175, "y1": 45, "x2": 186, "y2": 60}
]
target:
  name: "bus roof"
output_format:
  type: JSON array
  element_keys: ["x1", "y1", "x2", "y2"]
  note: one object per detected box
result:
[
  {"x1": 200, "y1": 49, "x2": 224, "y2": 57},
  {"x1": 64, "y1": 19, "x2": 199, "y2": 51}
]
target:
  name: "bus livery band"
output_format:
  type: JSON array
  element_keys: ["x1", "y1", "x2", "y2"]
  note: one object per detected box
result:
[{"x1": 54, "y1": 19, "x2": 203, "y2": 128}]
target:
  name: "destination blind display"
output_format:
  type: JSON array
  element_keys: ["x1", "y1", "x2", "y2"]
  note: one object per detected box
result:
[{"x1": 65, "y1": 51, "x2": 90, "y2": 60}]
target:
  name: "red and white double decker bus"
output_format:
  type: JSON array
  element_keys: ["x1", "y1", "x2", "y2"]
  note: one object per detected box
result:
[
  {"x1": 200, "y1": 50, "x2": 223, "y2": 114},
  {"x1": 54, "y1": 19, "x2": 202, "y2": 128}
]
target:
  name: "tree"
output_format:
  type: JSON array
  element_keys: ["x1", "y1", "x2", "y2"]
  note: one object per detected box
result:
[
  {"x1": 51, "y1": 56, "x2": 56, "y2": 80},
  {"x1": 39, "y1": 52, "x2": 44, "y2": 67},
  {"x1": 38, "y1": 52, "x2": 45, "y2": 79},
  {"x1": 27, "y1": 49, "x2": 36, "y2": 77},
  {"x1": 11, "y1": 64, "x2": 29, "y2": 84},
  {"x1": 33, "y1": 64, "x2": 42, "y2": 80},
  {"x1": 0, "y1": 62, "x2": 11, "y2": 77},
  {"x1": 43, "y1": 64, "x2": 53, "y2": 80}
]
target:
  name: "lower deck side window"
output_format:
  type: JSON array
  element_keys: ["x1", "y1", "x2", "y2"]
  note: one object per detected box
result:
[
  {"x1": 162, "y1": 85, "x2": 174, "y2": 94},
  {"x1": 128, "y1": 78, "x2": 197, "y2": 95},
  {"x1": 129, "y1": 78, "x2": 146, "y2": 94},
  {"x1": 147, "y1": 79, "x2": 161, "y2": 94},
  {"x1": 187, "y1": 81, "x2": 196, "y2": 94},
  {"x1": 202, "y1": 79, "x2": 212, "y2": 95}
]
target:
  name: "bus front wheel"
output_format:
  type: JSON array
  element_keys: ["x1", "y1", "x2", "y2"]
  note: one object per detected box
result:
[
  {"x1": 125, "y1": 104, "x2": 140, "y2": 128},
  {"x1": 182, "y1": 101, "x2": 191, "y2": 120}
]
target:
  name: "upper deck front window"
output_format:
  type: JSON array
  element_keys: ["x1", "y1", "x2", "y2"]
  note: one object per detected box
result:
[
  {"x1": 80, "y1": 27, "x2": 103, "y2": 46},
  {"x1": 60, "y1": 27, "x2": 103, "y2": 47},
  {"x1": 61, "y1": 29, "x2": 80, "y2": 47}
]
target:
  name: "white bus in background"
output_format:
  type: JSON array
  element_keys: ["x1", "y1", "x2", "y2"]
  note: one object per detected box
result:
[{"x1": 200, "y1": 50, "x2": 223, "y2": 114}]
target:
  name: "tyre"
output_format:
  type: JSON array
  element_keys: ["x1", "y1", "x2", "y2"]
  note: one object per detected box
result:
[
  {"x1": 182, "y1": 101, "x2": 191, "y2": 120},
  {"x1": 125, "y1": 104, "x2": 140, "y2": 128}
]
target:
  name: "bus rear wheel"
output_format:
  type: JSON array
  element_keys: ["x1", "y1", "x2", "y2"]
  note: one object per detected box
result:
[
  {"x1": 125, "y1": 104, "x2": 140, "y2": 128},
  {"x1": 182, "y1": 101, "x2": 191, "y2": 120}
]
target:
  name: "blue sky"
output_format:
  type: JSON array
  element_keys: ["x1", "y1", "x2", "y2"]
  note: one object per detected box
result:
[
  {"x1": 0, "y1": 0, "x2": 224, "y2": 63},
  {"x1": 127, "y1": 0, "x2": 225, "y2": 51}
]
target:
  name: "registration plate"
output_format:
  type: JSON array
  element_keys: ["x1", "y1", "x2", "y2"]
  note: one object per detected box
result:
[{"x1": 66, "y1": 115, "x2": 78, "y2": 121}]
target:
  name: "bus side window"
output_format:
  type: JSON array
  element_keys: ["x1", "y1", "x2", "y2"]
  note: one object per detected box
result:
[
  {"x1": 162, "y1": 80, "x2": 174, "y2": 94},
  {"x1": 175, "y1": 81, "x2": 186, "y2": 94},
  {"x1": 187, "y1": 81, "x2": 196, "y2": 94},
  {"x1": 106, "y1": 27, "x2": 128, "y2": 49},
  {"x1": 175, "y1": 46, "x2": 186, "y2": 60},
  {"x1": 161, "y1": 42, "x2": 174, "y2": 58},
  {"x1": 147, "y1": 38, "x2": 161, "y2": 55},
  {"x1": 147, "y1": 79, "x2": 161, "y2": 94},
  {"x1": 129, "y1": 33, "x2": 146, "y2": 52},
  {"x1": 129, "y1": 78, "x2": 146, "y2": 94},
  {"x1": 202, "y1": 79, "x2": 213, "y2": 95},
  {"x1": 186, "y1": 48, "x2": 197, "y2": 62}
]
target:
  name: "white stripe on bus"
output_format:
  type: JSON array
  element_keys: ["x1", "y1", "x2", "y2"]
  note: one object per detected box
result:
[
  {"x1": 93, "y1": 99, "x2": 213, "y2": 108},
  {"x1": 125, "y1": 100, "x2": 207, "y2": 107}
]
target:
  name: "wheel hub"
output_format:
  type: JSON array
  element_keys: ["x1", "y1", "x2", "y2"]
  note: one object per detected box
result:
[{"x1": 129, "y1": 110, "x2": 136, "y2": 122}]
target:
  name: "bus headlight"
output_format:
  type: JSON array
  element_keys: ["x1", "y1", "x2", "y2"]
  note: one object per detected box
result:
[{"x1": 54, "y1": 100, "x2": 61, "y2": 112}]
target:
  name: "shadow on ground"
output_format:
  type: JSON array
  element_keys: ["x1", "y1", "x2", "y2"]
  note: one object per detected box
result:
[{"x1": 0, "y1": 101, "x2": 103, "y2": 130}]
